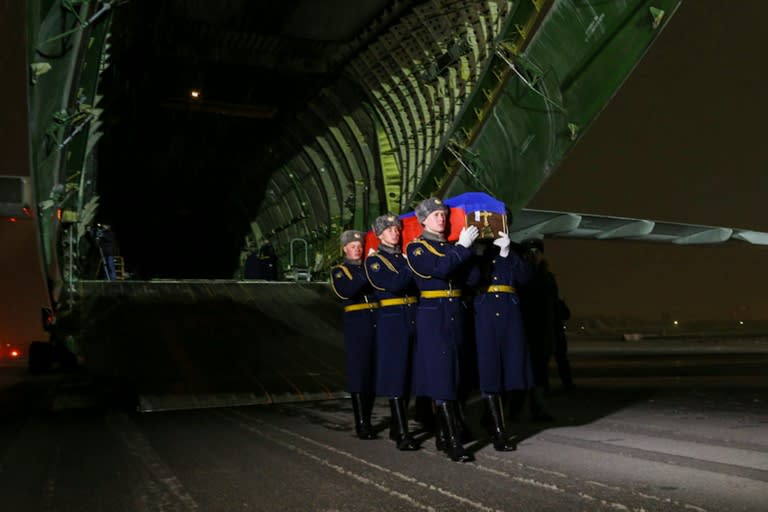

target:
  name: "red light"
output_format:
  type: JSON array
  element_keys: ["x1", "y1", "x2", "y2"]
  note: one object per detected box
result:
[
  {"x1": 22, "y1": 206, "x2": 33, "y2": 217},
  {"x1": 10, "y1": 350, "x2": 19, "y2": 358},
  {"x1": 8, "y1": 217, "x2": 17, "y2": 223}
]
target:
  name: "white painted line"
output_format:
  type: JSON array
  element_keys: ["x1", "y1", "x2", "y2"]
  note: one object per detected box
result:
[
  {"x1": 106, "y1": 412, "x2": 199, "y2": 511},
  {"x1": 215, "y1": 410, "x2": 436, "y2": 511}
]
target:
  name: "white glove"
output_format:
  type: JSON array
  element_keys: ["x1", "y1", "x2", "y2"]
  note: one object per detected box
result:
[
  {"x1": 457, "y1": 225, "x2": 479, "y2": 248},
  {"x1": 368, "y1": 248, "x2": 376, "y2": 256},
  {"x1": 493, "y1": 231, "x2": 510, "y2": 257}
]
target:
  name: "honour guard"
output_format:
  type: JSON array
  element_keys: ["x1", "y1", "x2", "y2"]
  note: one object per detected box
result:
[
  {"x1": 406, "y1": 198, "x2": 479, "y2": 462},
  {"x1": 331, "y1": 230, "x2": 378, "y2": 439},
  {"x1": 365, "y1": 214, "x2": 420, "y2": 451},
  {"x1": 473, "y1": 231, "x2": 533, "y2": 450}
]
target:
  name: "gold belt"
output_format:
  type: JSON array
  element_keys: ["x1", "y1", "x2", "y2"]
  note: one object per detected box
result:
[
  {"x1": 486, "y1": 285, "x2": 516, "y2": 294},
  {"x1": 379, "y1": 296, "x2": 418, "y2": 307},
  {"x1": 344, "y1": 302, "x2": 379, "y2": 313},
  {"x1": 420, "y1": 289, "x2": 462, "y2": 299}
]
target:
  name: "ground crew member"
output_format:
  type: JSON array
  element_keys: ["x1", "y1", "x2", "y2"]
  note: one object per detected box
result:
[
  {"x1": 331, "y1": 230, "x2": 378, "y2": 439},
  {"x1": 519, "y1": 238, "x2": 559, "y2": 421},
  {"x1": 473, "y1": 231, "x2": 533, "y2": 450},
  {"x1": 406, "y1": 197, "x2": 479, "y2": 462},
  {"x1": 365, "y1": 213, "x2": 419, "y2": 451}
]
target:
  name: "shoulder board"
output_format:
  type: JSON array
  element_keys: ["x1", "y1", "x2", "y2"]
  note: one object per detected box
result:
[
  {"x1": 415, "y1": 239, "x2": 445, "y2": 257},
  {"x1": 363, "y1": 256, "x2": 386, "y2": 291},
  {"x1": 332, "y1": 264, "x2": 353, "y2": 281},
  {"x1": 374, "y1": 252, "x2": 399, "y2": 273}
]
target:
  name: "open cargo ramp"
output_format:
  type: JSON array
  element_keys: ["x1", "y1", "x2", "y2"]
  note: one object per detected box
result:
[{"x1": 73, "y1": 280, "x2": 347, "y2": 411}]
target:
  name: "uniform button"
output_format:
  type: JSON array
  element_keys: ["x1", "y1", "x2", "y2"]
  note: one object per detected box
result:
[
  {"x1": 495, "y1": 312, "x2": 500, "y2": 317},
  {"x1": 448, "y1": 298, "x2": 453, "y2": 302},
  {"x1": 494, "y1": 294, "x2": 499, "y2": 299},
  {"x1": 450, "y1": 316, "x2": 455, "y2": 321},
  {"x1": 493, "y1": 276, "x2": 498, "y2": 281}
]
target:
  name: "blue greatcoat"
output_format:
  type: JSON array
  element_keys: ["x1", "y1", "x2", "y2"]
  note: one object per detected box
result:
[
  {"x1": 474, "y1": 250, "x2": 534, "y2": 393},
  {"x1": 365, "y1": 245, "x2": 418, "y2": 398},
  {"x1": 406, "y1": 234, "x2": 479, "y2": 401},
  {"x1": 330, "y1": 260, "x2": 377, "y2": 394}
]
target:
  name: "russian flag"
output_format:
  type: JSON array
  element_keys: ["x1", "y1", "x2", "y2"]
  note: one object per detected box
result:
[{"x1": 364, "y1": 192, "x2": 506, "y2": 251}]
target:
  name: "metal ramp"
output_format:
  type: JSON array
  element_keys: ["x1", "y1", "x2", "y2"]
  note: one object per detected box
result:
[{"x1": 71, "y1": 280, "x2": 347, "y2": 409}]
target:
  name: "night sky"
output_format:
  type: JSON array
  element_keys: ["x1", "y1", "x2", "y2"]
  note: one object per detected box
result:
[
  {"x1": 530, "y1": 0, "x2": 768, "y2": 322},
  {"x1": 3, "y1": 0, "x2": 768, "y2": 346}
]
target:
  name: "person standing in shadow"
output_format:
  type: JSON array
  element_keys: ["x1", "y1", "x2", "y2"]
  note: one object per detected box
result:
[
  {"x1": 554, "y1": 297, "x2": 575, "y2": 390},
  {"x1": 518, "y1": 238, "x2": 560, "y2": 422}
]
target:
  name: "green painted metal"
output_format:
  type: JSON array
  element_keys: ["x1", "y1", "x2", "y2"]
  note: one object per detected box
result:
[
  {"x1": 411, "y1": 0, "x2": 682, "y2": 216},
  {"x1": 26, "y1": 0, "x2": 114, "y2": 305},
  {"x1": 377, "y1": 118, "x2": 403, "y2": 214},
  {"x1": 22, "y1": 0, "x2": 683, "y2": 291}
]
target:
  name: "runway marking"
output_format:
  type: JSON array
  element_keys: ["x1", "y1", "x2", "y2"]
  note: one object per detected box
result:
[
  {"x1": 106, "y1": 412, "x2": 199, "y2": 511},
  {"x1": 215, "y1": 410, "x2": 436, "y2": 511},
  {"x1": 41, "y1": 445, "x2": 61, "y2": 512},
  {"x1": 220, "y1": 409, "x2": 509, "y2": 511},
  {"x1": 596, "y1": 419, "x2": 768, "y2": 454},
  {"x1": 539, "y1": 430, "x2": 768, "y2": 483},
  {"x1": 481, "y1": 449, "x2": 710, "y2": 512},
  {"x1": 267, "y1": 402, "x2": 662, "y2": 511}
]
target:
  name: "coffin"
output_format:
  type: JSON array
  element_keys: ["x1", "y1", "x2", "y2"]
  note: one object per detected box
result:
[{"x1": 364, "y1": 192, "x2": 507, "y2": 250}]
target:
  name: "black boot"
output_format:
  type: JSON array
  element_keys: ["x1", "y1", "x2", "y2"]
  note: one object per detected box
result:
[
  {"x1": 363, "y1": 392, "x2": 376, "y2": 423},
  {"x1": 456, "y1": 401, "x2": 474, "y2": 444},
  {"x1": 351, "y1": 393, "x2": 375, "y2": 439},
  {"x1": 389, "y1": 398, "x2": 400, "y2": 441},
  {"x1": 485, "y1": 394, "x2": 515, "y2": 451},
  {"x1": 413, "y1": 396, "x2": 436, "y2": 432},
  {"x1": 434, "y1": 401, "x2": 447, "y2": 452},
  {"x1": 437, "y1": 401, "x2": 472, "y2": 462},
  {"x1": 389, "y1": 398, "x2": 419, "y2": 451}
]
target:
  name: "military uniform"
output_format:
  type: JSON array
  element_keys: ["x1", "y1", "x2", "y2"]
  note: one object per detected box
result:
[
  {"x1": 474, "y1": 249, "x2": 533, "y2": 393},
  {"x1": 331, "y1": 230, "x2": 379, "y2": 439},
  {"x1": 365, "y1": 213, "x2": 420, "y2": 451},
  {"x1": 365, "y1": 245, "x2": 417, "y2": 398},
  {"x1": 474, "y1": 244, "x2": 533, "y2": 450},
  {"x1": 406, "y1": 233, "x2": 479, "y2": 400}
]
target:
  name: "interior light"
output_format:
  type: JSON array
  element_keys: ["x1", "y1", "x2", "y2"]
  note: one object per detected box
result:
[
  {"x1": 190, "y1": 89, "x2": 201, "y2": 99},
  {"x1": 673, "y1": 320, "x2": 679, "y2": 325},
  {"x1": 10, "y1": 350, "x2": 19, "y2": 358}
]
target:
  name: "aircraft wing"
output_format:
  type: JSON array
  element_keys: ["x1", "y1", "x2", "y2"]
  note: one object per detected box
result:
[{"x1": 509, "y1": 209, "x2": 768, "y2": 245}]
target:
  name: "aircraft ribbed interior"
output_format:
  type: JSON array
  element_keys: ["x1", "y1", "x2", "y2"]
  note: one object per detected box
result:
[{"x1": 21, "y1": 0, "x2": 684, "y2": 293}]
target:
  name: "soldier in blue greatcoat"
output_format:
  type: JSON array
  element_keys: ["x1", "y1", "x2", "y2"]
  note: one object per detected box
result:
[
  {"x1": 365, "y1": 214, "x2": 420, "y2": 451},
  {"x1": 473, "y1": 231, "x2": 533, "y2": 451},
  {"x1": 406, "y1": 197, "x2": 479, "y2": 462},
  {"x1": 330, "y1": 230, "x2": 378, "y2": 439}
]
